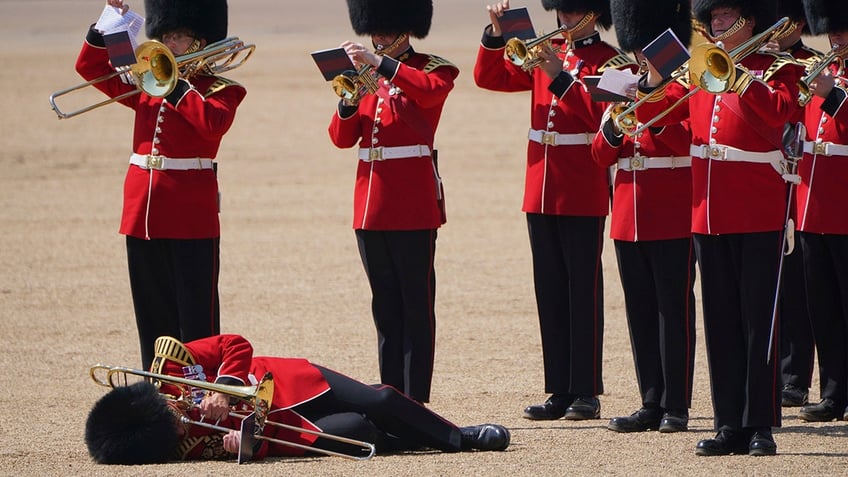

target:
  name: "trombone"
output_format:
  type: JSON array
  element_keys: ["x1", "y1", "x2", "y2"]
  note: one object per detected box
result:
[
  {"x1": 89, "y1": 364, "x2": 376, "y2": 461},
  {"x1": 613, "y1": 16, "x2": 792, "y2": 137},
  {"x1": 50, "y1": 37, "x2": 254, "y2": 119},
  {"x1": 797, "y1": 43, "x2": 848, "y2": 106}
]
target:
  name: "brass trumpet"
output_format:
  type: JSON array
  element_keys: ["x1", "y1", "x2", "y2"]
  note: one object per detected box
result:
[
  {"x1": 89, "y1": 364, "x2": 376, "y2": 461},
  {"x1": 505, "y1": 26, "x2": 567, "y2": 71},
  {"x1": 614, "y1": 16, "x2": 791, "y2": 137},
  {"x1": 49, "y1": 37, "x2": 254, "y2": 119},
  {"x1": 506, "y1": 12, "x2": 597, "y2": 71},
  {"x1": 332, "y1": 63, "x2": 380, "y2": 103},
  {"x1": 797, "y1": 44, "x2": 848, "y2": 106}
]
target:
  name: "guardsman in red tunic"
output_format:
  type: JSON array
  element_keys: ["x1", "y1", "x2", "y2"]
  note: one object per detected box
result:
[
  {"x1": 84, "y1": 334, "x2": 510, "y2": 464},
  {"x1": 75, "y1": 0, "x2": 247, "y2": 370},
  {"x1": 594, "y1": 0, "x2": 696, "y2": 435},
  {"x1": 794, "y1": 0, "x2": 848, "y2": 423},
  {"x1": 475, "y1": 0, "x2": 635, "y2": 421},
  {"x1": 767, "y1": 0, "x2": 821, "y2": 409},
  {"x1": 326, "y1": 0, "x2": 459, "y2": 404},
  {"x1": 637, "y1": 0, "x2": 805, "y2": 456}
]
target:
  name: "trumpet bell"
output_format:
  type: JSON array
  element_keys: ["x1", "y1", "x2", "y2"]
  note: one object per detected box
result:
[
  {"x1": 689, "y1": 43, "x2": 736, "y2": 94},
  {"x1": 331, "y1": 72, "x2": 358, "y2": 101},
  {"x1": 505, "y1": 38, "x2": 529, "y2": 66}
]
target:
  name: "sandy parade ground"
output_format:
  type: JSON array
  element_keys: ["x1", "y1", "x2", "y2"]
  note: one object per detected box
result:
[{"x1": 1, "y1": 0, "x2": 847, "y2": 475}]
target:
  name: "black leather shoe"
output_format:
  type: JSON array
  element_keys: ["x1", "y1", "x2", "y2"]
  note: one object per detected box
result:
[
  {"x1": 844, "y1": 405, "x2": 848, "y2": 421},
  {"x1": 564, "y1": 396, "x2": 600, "y2": 420},
  {"x1": 799, "y1": 398, "x2": 844, "y2": 422},
  {"x1": 695, "y1": 430, "x2": 747, "y2": 456},
  {"x1": 523, "y1": 394, "x2": 573, "y2": 420},
  {"x1": 658, "y1": 410, "x2": 689, "y2": 433},
  {"x1": 460, "y1": 424, "x2": 510, "y2": 451},
  {"x1": 748, "y1": 429, "x2": 777, "y2": 456},
  {"x1": 607, "y1": 407, "x2": 662, "y2": 432},
  {"x1": 781, "y1": 384, "x2": 809, "y2": 407}
]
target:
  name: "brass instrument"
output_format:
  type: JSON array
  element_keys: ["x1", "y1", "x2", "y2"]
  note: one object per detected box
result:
[
  {"x1": 331, "y1": 33, "x2": 408, "y2": 103},
  {"x1": 90, "y1": 364, "x2": 274, "y2": 420},
  {"x1": 505, "y1": 26, "x2": 568, "y2": 71},
  {"x1": 506, "y1": 11, "x2": 596, "y2": 71},
  {"x1": 331, "y1": 63, "x2": 380, "y2": 103},
  {"x1": 797, "y1": 44, "x2": 848, "y2": 106},
  {"x1": 90, "y1": 364, "x2": 376, "y2": 461},
  {"x1": 50, "y1": 37, "x2": 254, "y2": 119},
  {"x1": 614, "y1": 16, "x2": 791, "y2": 137}
]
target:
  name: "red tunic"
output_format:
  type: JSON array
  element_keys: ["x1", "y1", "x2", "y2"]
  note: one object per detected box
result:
[
  {"x1": 75, "y1": 38, "x2": 246, "y2": 239},
  {"x1": 797, "y1": 66, "x2": 848, "y2": 235},
  {"x1": 474, "y1": 34, "x2": 634, "y2": 216},
  {"x1": 591, "y1": 81, "x2": 693, "y2": 241},
  {"x1": 156, "y1": 334, "x2": 331, "y2": 459},
  {"x1": 328, "y1": 51, "x2": 458, "y2": 230},
  {"x1": 636, "y1": 52, "x2": 804, "y2": 234}
]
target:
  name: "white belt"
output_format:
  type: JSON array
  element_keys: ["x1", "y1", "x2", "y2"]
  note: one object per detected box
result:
[
  {"x1": 803, "y1": 141, "x2": 848, "y2": 157},
  {"x1": 130, "y1": 153, "x2": 214, "y2": 170},
  {"x1": 528, "y1": 129, "x2": 593, "y2": 146},
  {"x1": 358, "y1": 145, "x2": 431, "y2": 162},
  {"x1": 617, "y1": 156, "x2": 691, "y2": 171},
  {"x1": 689, "y1": 144, "x2": 784, "y2": 164}
]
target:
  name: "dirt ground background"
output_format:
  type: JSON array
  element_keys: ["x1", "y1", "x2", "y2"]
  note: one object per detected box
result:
[{"x1": 1, "y1": 1, "x2": 847, "y2": 475}]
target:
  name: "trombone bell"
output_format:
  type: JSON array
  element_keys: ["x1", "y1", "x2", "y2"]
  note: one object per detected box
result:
[{"x1": 689, "y1": 44, "x2": 736, "y2": 94}]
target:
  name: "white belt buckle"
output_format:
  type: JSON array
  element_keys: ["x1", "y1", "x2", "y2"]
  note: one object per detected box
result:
[
  {"x1": 814, "y1": 142, "x2": 828, "y2": 156},
  {"x1": 369, "y1": 147, "x2": 383, "y2": 161},
  {"x1": 146, "y1": 155, "x2": 165, "y2": 170},
  {"x1": 541, "y1": 132, "x2": 557, "y2": 146},
  {"x1": 629, "y1": 156, "x2": 644, "y2": 170}
]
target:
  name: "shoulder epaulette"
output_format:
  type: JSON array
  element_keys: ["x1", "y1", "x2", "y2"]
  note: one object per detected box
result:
[
  {"x1": 599, "y1": 48, "x2": 637, "y2": 72},
  {"x1": 675, "y1": 74, "x2": 691, "y2": 88},
  {"x1": 423, "y1": 55, "x2": 457, "y2": 73},
  {"x1": 205, "y1": 76, "x2": 242, "y2": 96},
  {"x1": 761, "y1": 53, "x2": 802, "y2": 82}
]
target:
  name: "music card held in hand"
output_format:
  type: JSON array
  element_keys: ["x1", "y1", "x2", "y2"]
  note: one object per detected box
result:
[
  {"x1": 642, "y1": 28, "x2": 690, "y2": 79},
  {"x1": 311, "y1": 48, "x2": 356, "y2": 81},
  {"x1": 595, "y1": 68, "x2": 640, "y2": 101},
  {"x1": 499, "y1": 7, "x2": 536, "y2": 41},
  {"x1": 104, "y1": 31, "x2": 136, "y2": 67},
  {"x1": 584, "y1": 76, "x2": 632, "y2": 102}
]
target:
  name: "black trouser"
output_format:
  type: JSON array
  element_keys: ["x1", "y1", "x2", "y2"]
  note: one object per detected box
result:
[
  {"x1": 799, "y1": 232, "x2": 848, "y2": 405},
  {"x1": 526, "y1": 213, "x2": 605, "y2": 396},
  {"x1": 779, "y1": 244, "x2": 815, "y2": 390},
  {"x1": 294, "y1": 366, "x2": 462, "y2": 455},
  {"x1": 355, "y1": 229, "x2": 437, "y2": 403},
  {"x1": 126, "y1": 236, "x2": 220, "y2": 369},
  {"x1": 694, "y1": 232, "x2": 782, "y2": 431},
  {"x1": 614, "y1": 238, "x2": 696, "y2": 411}
]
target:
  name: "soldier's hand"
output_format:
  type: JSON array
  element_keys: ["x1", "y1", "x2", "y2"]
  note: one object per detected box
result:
[
  {"x1": 536, "y1": 44, "x2": 562, "y2": 80},
  {"x1": 199, "y1": 391, "x2": 231, "y2": 422},
  {"x1": 223, "y1": 430, "x2": 241, "y2": 454},
  {"x1": 106, "y1": 0, "x2": 129, "y2": 15},
  {"x1": 810, "y1": 70, "x2": 835, "y2": 99},
  {"x1": 486, "y1": 0, "x2": 510, "y2": 37}
]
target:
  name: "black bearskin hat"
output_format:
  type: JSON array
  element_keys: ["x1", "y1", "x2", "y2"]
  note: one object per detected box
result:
[
  {"x1": 693, "y1": 0, "x2": 776, "y2": 34},
  {"x1": 346, "y1": 0, "x2": 433, "y2": 39},
  {"x1": 803, "y1": 0, "x2": 848, "y2": 35},
  {"x1": 611, "y1": 0, "x2": 692, "y2": 51},
  {"x1": 85, "y1": 381, "x2": 180, "y2": 464},
  {"x1": 542, "y1": 0, "x2": 612, "y2": 30},
  {"x1": 144, "y1": 0, "x2": 228, "y2": 43},
  {"x1": 776, "y1": 0, "x2": 811, "y2": 34}
]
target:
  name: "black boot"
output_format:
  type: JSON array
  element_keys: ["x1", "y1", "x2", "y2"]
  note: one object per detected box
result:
[
  {"x1": 460, "y1": 424, "x2": 510, "y2": 451},
  {"x1": 607, "y1": 406, "x2": 662, "y2": 432}
]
